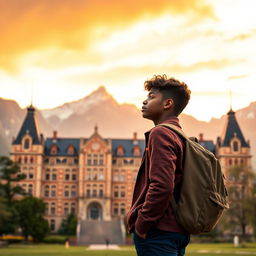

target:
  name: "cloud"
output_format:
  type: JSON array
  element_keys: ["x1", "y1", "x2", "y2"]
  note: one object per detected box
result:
[
  {"x1": 0, "y1": 0, "x2": 214, "y2": 72},
  {"x1": 64, "y1": 58, "x2": 242, "y2": 86},
  {"x1": 228, "y1": 74, "x2": 248, "y2": 80}
]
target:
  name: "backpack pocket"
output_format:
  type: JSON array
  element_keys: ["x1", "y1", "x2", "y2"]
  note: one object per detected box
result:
[{"x1": 197, "y1": 192, "x2": 228, "y2": 233}]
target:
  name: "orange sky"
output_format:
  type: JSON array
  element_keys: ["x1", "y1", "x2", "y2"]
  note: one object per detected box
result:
[{"x1": 0, "y1": 0, "x2": 256, "y2": 121}]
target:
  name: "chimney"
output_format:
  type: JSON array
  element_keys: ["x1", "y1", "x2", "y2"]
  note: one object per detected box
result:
[
  {"x1": 53, "y1": 131, "x2": 58, "y2": 139},
  {"x1": 199, "y1": 133, "x2": 204, "y2": 142},
  {"x1": 133, "y1": 132, "x2": 138, "y2": 145}
]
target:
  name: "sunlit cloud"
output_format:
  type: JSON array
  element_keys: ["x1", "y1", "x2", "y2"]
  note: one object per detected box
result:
[{"x1": 0, "y1": 0, "x2": 256, "y2": 121}]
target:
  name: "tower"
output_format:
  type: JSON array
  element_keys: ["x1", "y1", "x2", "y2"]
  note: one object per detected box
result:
[
  {"x1": 11, "y1": 105, "x2": 44, "y2": 197},
  {"x1": 215, "y1": 109, "x2": 251, "y2": 176}
]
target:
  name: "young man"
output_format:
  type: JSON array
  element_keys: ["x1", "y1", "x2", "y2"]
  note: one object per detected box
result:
[{"x1": 127, "y1": 75, "x2": 191, "y2": 256}]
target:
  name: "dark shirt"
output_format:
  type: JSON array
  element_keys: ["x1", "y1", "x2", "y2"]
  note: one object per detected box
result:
[{"x1": 127, "y1": 116, "x2": 187, "y2": 235}]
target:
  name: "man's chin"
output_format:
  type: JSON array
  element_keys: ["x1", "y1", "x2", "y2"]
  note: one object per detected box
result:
[{"x1": 142, "y1": 113, "x2": 151, "y2": 120}]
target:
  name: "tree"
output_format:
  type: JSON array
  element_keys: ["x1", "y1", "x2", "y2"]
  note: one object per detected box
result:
[
  {"x1": 0, "y1": 196, "x2": 10, "y2": 228},
  {"x1": 58, "y1": 213, "x2": 77, "y2": 236},
  {"x1": 15, "y1": 196, "x2": 49, "y2": 242},
  {"x1": 0, "y1": 156, "x2": 26, "y2": 205},
  {"x1": 0, "y1": 156, "x2": 26, "y2": 234},
  {"x1": 225, "y1": 165, "x2": 255, "y2": 237}
]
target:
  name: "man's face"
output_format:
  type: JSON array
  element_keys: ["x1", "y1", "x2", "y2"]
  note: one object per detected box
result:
[{"x1": 141, "y1": 88, "x2": 164, "y2": 121}]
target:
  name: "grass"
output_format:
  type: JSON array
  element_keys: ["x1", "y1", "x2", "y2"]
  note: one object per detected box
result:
[{"x1": 0, "y1": 243, "x2": 256, "y2": 256}]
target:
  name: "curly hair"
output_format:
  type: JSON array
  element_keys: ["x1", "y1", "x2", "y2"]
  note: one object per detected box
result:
[{"x1": 144, "y1": 74, "x2": 191, "y2": 116}]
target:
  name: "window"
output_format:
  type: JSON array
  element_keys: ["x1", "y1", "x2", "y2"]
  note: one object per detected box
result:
[
  {"x1": 28, "y1": 184, "x2": 33, "y2": 195},
  {"x1": 24, "y1": 157, "x2": 28, "y2": 163},
  {"x1": 113, "y1": 203, "x2": 119, "y2": 215},
  {"x1": 67, "y1": 145, "x2": 75, "y2": 155},
  {"x1": 233, "y1": 141, "x2": 239, "y2": 152},
  {"x1": 50, "y1": 203, "x2": 56, "y2": 215},
  {"x1": 44, "y1": 185, "x2": 49, "y2": 197},
  {"x1": 71, "y1": 186, "x2": 76, "y2": 198},
  {"x1": 24, "y1": 139, "x2": 30, "y2": 149},
  {"x1": 114, "y1": 191, "x2": 119, "y2": 198},
  {"x1": 65, "y1": 169, "x2": 70, "y2": 181},
  {"x1": 72, "y1": 169, "x2": 77, "y2": 181},
  {"x1": 64, "y1": 203, "x2": 69, "y2": 216},
  {"x1": 30, "y1": 157, "x2": 34, "y2": 164},
  {"x1": 86, "y1": 189, "x2": 90, "y2": 197},
  {"x1": 71, "y1": 203, "x2": 76, "y2": 213},
  {"x1": 133, "y1": 146, "x2": 141, "y2": 156},
  {"x1": 52, "y1": 169, "x2": 57, "y2": 180},
  {"x1": 99, "y1": 189, "x2": 103, "y2": 197},
  {"x1": 50, "y1": 145, "x2": 58, "y2": 155},
  {"x1": 117, "y1": 146, "x2": 125, "y2": 156},
  {"x1": 50, "y1": 219, "x2": 55, "y2": 231},
  {"x1": 51, "y1": 186, "x2": 56, "y2": 197},
  {"x1": 45, "y1": 203, "x2": 49, "y2": 215},
  {"x1": 64, "y1": 185, "x2": 69, "y2": 198}
]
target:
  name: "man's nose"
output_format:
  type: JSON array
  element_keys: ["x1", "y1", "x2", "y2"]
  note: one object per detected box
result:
[{"x1": 142, "y1": 99, "x2": 147, "y2": 105}]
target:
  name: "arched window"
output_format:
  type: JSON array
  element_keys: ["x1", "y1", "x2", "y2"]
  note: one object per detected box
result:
[
  {"x1": 67, "y1": 145, "x2": 75, "y2": 155},
  {"x1": 117, "y1": 146, "x2": 125, "y2": 156},
  {"x1": 24, "y1": 139, "x2": 30, "y2": 149},
  {"x1": 233, "y1": 141, "x2": 239, "y2": 152},
  {"x1": 50, "y1": 145, "x2": 58, "y2": 155},
  {"x1": 133, "y1": 146, "x2": 141, "y2": 156}
]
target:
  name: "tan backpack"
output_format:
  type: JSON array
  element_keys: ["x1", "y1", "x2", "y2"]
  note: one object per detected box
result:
[{"x1": 159, "y1": 123, "x2": 229, "y2": 234}]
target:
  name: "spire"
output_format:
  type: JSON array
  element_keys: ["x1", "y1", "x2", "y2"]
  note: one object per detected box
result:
[
  {"x1": 94, "y1": 124, "x2": 98, "y2": 134},
  {"x1": 220, "y1": 110, "x2": 249, "y2": 147},
  {"x1": 13, "y1": 105, "x2": 41, "y2": 145},
  {"x1": 229, "y1": 88, "x2": 233, "y2": 111}
]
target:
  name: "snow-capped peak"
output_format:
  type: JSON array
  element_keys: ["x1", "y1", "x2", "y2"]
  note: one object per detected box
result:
[{"x1": 41, "y1": 86, "x2": 116, "y2": 121}]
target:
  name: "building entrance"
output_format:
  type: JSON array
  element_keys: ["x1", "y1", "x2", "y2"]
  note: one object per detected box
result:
[{"x1": 87, "y1": 202, "x2": 102, "y2": 220}]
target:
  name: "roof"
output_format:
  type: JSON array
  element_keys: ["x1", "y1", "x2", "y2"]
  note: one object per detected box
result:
[
  {"x1": 112, "y1": 139, "x2": 145, "y2": 157},
  {"x1": 221, "y1": 110, "x2": 249, "y2": 147},
  {"x1": 199, "y1": 140, "x2": 215, "y2": 153},
  {"x1": 13, "y1": 105, "x2": 41, "y2": 145},
  {"x1": 45, "y1": 138, "x2": 80, "y2": 156}
]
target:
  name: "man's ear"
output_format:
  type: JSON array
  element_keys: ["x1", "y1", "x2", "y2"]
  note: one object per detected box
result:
[{"x1": 163, "y1": 98, "x2": 174, "y2": 110}]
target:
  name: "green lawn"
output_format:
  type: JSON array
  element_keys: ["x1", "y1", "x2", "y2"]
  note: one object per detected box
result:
[{"x1": 0, "y1": 243, "x2": 256, "y2": 256}]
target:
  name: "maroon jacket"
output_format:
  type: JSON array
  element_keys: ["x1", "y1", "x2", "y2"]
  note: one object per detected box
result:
[{"x1": 127, "y1": 117, "x2": 187, "y2": 235}]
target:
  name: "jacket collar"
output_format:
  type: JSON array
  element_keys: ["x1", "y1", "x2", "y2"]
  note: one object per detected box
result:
[{"x1": 144, "y1": 116, "x2": 181, "y2": 141}]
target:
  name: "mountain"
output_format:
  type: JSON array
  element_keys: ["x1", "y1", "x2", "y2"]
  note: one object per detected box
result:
[{"x1": 0, "y1": 87, "x2": 255, "y2": 168}]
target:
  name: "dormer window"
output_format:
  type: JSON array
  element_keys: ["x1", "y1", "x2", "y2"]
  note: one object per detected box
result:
[
  {"x1": 50, "y1": 145, "x2": 58, "y2": 155},
  {"x1": 67, "y1": 145, "x2": 75, "y2": 155},
  {"x1": 24, "y1": 139, "x2": 30, "y2": 149},
  {"x1": 117, "y1": 145, "x2": 125, "y2": 156},
  {"x1": 233, "y1": 141, "x2": 239, "y2": 152},
  {"x1": 133, "y1": 146, "x2": 141, "y2": 157}
]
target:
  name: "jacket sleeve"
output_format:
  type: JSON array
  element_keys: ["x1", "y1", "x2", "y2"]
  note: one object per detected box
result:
[{"x1": 135, "y1": 126, "x2": 178, "y2": 235}]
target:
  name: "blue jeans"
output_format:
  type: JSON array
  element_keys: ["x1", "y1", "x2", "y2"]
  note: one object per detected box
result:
[{"x1": 133, "y1": 228, "x2": 190, "y2": 256}]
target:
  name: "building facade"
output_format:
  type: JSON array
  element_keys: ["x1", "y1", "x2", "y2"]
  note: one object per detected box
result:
[
  {"x1": 11, "y1": 105, "x2": 145, "y2": 232},
  {"x1": 10, "y1": 105, "x2": 252, "y2": 233}
]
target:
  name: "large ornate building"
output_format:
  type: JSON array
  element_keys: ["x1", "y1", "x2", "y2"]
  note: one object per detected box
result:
[
  {"x1": 10, "y1": 105, "x2": 251, "y2": 236},
  {"x1": 11, "y1": 105, "x2": 145, "y2": 233}
]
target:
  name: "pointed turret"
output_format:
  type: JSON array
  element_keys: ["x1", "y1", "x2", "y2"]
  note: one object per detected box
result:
[
  {"x1": 220, "y1": 109, "x2": 249, "y2": 147},
  {"x1": 13, "y1": 104, "x2": 41, "y2": 145},
  {"x1": 216, "y1": 108, "x2": 251, "y2": 175}
]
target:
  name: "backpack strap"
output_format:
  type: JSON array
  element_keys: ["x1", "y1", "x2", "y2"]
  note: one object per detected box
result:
[
  {"x1": 157, "y1": 123, "x2": 189, "y2": 141},
  {"x1": 157, "y1": 123, "x2": 188, "y2": 216}
]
